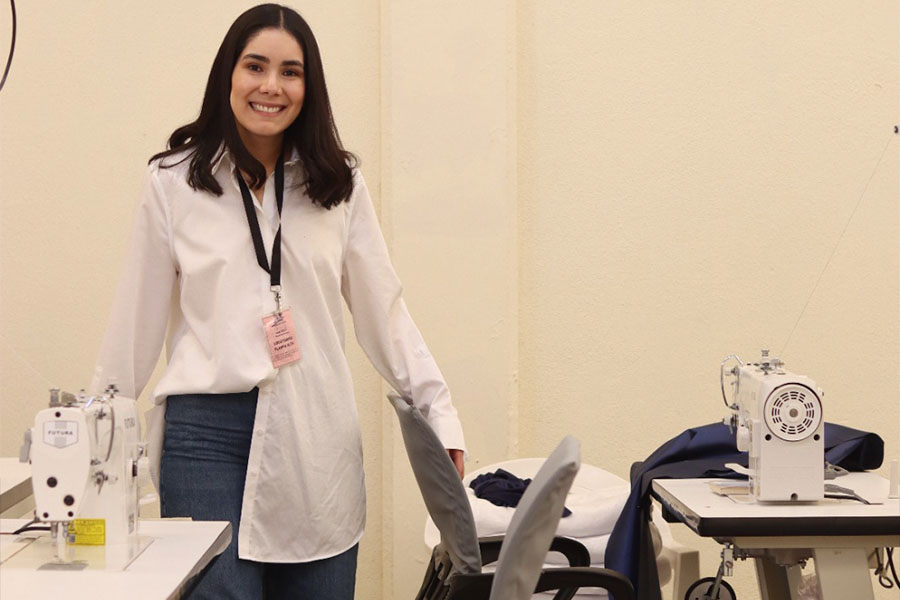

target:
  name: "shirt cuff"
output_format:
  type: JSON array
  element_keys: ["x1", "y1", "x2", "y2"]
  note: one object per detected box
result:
[{"x1": 427, "y1": 414, "x2": 467, "y2": 457}]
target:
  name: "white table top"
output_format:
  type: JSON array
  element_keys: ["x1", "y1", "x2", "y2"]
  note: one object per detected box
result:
[
  {"x1": 652, "y1": 473, "x2": 900, "y2": 539},
  {"x1": 0, "y1": 458, "x2": 32, "y2": 513},
  {"x1": 1, "y1": 518, "x2": 231, "y2": 600}
]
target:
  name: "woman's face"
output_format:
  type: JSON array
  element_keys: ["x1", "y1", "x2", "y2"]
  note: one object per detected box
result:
[{"x1": 230, "y1": 28, "x2": 305, "y2": 149}]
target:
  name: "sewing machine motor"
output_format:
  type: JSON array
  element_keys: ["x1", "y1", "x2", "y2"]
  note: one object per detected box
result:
[{"x1": 723, "y1": 350, "x2": 824, "y2": 502}]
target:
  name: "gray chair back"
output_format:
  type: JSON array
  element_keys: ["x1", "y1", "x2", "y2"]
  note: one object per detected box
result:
[
  {"x1": 488, "y1": 435, "x2": 581, "y2": 600},
  {"x1": 388, "y1": 394, "x2": 482, "y2": 575}
]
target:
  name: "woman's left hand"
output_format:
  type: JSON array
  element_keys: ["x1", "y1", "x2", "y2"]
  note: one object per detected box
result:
[{"x1": 448, "y1": 449, "x2": 464, "y2": 479}]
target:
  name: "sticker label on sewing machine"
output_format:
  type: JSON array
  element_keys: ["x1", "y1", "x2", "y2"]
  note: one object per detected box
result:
[
  {"x1": 42, "y1": 421, "x2": 78, "y2": 448},
  {"x1": 68, "y1": 519, "x2": 105, "y2": 545}
]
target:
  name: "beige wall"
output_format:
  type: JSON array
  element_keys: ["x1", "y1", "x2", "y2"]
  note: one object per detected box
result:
[
  {"x1": 1, "y1": 2, "x2": 897, "y2": 600},
  {"x1": 515, "y1": 4, "x2": 898, "y2": 598}
]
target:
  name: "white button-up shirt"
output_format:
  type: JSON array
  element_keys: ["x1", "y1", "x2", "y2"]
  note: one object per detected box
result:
[{"x1": 91, "y1": 149, "x2": 466, "y2": 562}]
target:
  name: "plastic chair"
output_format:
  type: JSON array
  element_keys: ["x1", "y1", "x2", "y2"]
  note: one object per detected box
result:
[
  {"x1": 389, "y1": 394, "x2": 635, "y2": 600},
  {"x1": 426, "y1": 458, "x2": 700, "y2": 599}
]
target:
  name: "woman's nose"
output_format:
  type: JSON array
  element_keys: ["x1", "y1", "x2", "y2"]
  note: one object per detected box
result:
[{"x1": 260, "y1": 72, "x2": 280, "y2": 94}]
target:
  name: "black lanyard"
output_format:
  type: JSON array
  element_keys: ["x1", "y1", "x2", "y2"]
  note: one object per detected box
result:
[{"x1": 237, "y1": 155, "x2": 285, "y2": 310}]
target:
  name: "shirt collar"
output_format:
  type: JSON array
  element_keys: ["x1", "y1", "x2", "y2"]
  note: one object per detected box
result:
[{"x1": 211, "y1": 144, "x2": 302, "y2": 176}]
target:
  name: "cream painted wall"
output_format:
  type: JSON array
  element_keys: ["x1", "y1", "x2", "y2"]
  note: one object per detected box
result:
[
  {"x1": 516, "y1": 3, "x2": 898, "y2": 599},
  {"x1": 517, "y1": 0, "x2": 899, "y2": 484},
  {"x1": 1, "y1": 3, "x2": 897, "y2": 600},
  {"x1": 382, "y1": 2, "x2": 518, "y2": 597}
]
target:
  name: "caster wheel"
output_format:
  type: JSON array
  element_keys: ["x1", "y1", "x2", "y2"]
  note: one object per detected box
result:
[{"x1": 684, "y1": 577, "x2": 736, "y2": 600}]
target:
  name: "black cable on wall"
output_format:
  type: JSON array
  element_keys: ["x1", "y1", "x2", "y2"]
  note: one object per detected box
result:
[{"x1": 0, "y1": 0, "x2": 16, "y2": 92}]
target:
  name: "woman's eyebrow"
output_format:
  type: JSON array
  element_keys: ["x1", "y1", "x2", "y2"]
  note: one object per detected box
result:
[
  {"x1": 242, "y1": 53, "x2": 270, "y2": 63},
  {"x1": 241, "y1": 53, "x2": 303, "y2": 68}
]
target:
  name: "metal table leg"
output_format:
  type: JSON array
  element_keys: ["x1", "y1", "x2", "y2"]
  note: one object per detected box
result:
[
  {"x1": 812, "y1": 547, "x2": 874, "y2": 600},
  {"x1": 754, "y1": 556, "x2": 802, "y2": 600}
]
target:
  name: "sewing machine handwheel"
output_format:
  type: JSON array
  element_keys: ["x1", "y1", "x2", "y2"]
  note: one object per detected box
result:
[{"x1": 684, "y1": 577, "x2": 736, "y2": 600}]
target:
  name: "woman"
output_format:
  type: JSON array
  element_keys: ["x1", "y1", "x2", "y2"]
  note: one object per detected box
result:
[{"x1": 91, "y1": 4, "x2": 465, "y2": 599}]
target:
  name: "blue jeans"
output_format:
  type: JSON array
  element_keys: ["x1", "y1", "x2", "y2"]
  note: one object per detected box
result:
[{"x1": 160, "y1": 390, "x2": 358, "y2": 600}]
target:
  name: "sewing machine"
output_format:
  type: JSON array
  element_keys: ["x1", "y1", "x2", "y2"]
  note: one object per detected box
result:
[
  {"x1": 722, "y1": 350, "x2": 824, "y2": 502},
  {"x1": 19, "y1": 385, "x2": 150, "y2": 568},
  {"x1": 2, "y1": 387, "x2": 231, "y2": 591},
  {"x1": 668, "y1": 353, "x2": 896, "y2": 600}
]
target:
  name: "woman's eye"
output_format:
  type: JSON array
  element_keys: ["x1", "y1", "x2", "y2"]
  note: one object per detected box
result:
[
  {"x1": 283, "y1": 70, "x2": 301, "y2": 78},
  {"x1": 248, "y1": 64, "x2": 263, "y2": 72}
]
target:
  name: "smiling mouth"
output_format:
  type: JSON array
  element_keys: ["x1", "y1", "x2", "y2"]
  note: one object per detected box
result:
[{"x1": 250, "y1": 102, "x2": 285, "y2": 114}]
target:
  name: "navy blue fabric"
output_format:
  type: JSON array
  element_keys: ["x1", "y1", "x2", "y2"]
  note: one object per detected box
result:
[
  {"x1": 471, "y1": 469, "x2": 531, "y2": 507},
  {"x1": 603, "y1": 422, "x2": 883, "y2": 600},
  {"x1": 471, "y1": 468, "x2": 572, "y2": 517}
]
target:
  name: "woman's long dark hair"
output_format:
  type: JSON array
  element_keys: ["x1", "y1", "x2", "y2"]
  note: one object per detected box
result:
[{"x1": 151, "y1": 4, "x2": 356, "y2": 209}]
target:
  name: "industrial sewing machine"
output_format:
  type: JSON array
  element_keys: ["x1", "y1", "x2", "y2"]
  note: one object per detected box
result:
[
  {"x1": 18, "y1": 385, "x2": 152, "y2": 569},
  {"x1": 669, "y1": 353, "x2": 898, "y2": 600},
  {"x1": 721, "y1": 350, "x2": 825, "y2": 502}
]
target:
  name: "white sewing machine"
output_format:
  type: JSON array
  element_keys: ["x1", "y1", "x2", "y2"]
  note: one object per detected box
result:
[
  {"x1": 20, "y1": 385, "x2": 151, "y2": 568},
  {"x1": 722, "y1": 350, "x2": 825, "y2": 502}
]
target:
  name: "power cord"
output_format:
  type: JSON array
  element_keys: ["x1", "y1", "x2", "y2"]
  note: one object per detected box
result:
[
  {"x1": 0, "y1": 517, "x2": 51, "y2": 535},
  {"x1": 874, "y1": 547, "x2": 899, "y2": 589},
  {"x1": 0, "y1": 0, "x2": 16, "y2": 92}
]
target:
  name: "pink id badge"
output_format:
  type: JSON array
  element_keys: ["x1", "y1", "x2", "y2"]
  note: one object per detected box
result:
[{"x1": 262, "y1": 308, "x2": 301, "y2": 368}]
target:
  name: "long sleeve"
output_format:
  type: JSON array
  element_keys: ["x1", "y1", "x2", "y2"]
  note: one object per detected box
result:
[
  {"x1": 90, "y1": 164, "x2": 177, "y2": 401},
  {"x1": 340, "y1": 172, "x2": 465, "y2": 452}
]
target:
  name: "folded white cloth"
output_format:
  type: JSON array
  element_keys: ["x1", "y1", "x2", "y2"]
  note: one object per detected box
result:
[
  {"x1": 462, "y1": 459, "x2": 630, "y2": 538},
  {"x1": 545, "y1": 534, "x2": 609, "y2": 566},
  {"x1": 425, "y1": 459, "x2": 630, "y2": 548}
]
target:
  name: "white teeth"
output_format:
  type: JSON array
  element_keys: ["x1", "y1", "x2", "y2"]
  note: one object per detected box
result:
[{"x1": 251, "y1": 103, "x2": 282, "y2": 113}]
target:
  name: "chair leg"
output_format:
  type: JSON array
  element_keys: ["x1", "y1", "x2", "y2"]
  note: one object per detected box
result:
[
  {"x1": 669, "y1": 543, "x2": 700, "y2": 600},
  {"x1": 415, "y1": 554, "x2": 438, "y2": 600}
]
